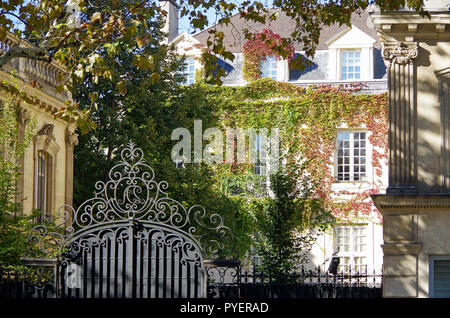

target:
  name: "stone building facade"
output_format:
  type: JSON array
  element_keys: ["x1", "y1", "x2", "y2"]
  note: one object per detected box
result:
[
  {"x1": 169, "y1": 3, "x2": 388, "y2": 275},
  {"x1": 371, "y1": 0, "x2": 450, "y2": 297},
  {"x1": 0, "y1": 33, "x2": 77, "y2": 217}
]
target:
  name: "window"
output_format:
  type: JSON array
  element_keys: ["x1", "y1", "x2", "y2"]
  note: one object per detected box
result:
[
  {"x1": 34, "y1": 123, "x2": 59, "y2": 215},
  {"x1": 254, "y1": 134, "x2": 267, "y2": 189},
  {"x1": 430, "y1": 257, "x2": 450, "y2": 298},
  {"x1": 336, "y1": 131, "x2": 367, "y2": 182},
  {"x1": 182, "y1": 57, "x2": 195, "y2": 85},
  {"x1": 36, "y1": 150, "x2": 52, "y2": 214},
  {"x1": 335, "y1": 225, "x2": 367, "y2": 273},
  {"x1": 341, "y1": 50, "x2": 361, "y2": 80},
  {"x1": 260, "y1": 56, "x2": 278, "y2": 80}
]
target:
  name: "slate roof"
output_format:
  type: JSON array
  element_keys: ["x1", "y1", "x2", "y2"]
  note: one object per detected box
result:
[{"x1": 193, "y1": 8, "x2": 381, "y2": 53}]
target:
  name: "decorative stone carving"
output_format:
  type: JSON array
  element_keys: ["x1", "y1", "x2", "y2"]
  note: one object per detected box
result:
[
  {"x1": 35, "y1": 123, "x2": 59, "y2": 156},
  {"x1": 65, "y1": 124, "x2": 78, "y2": 147},
  {"x1": 37, "y1": 123, "x2": 54, "y2": 137},
  {"x1": 36, "y1": 123, "x2": 56, "y2": 151},
  {"x1": 17, "y1": 107, "x2": 29, "y2": 126},
  {"x1": 382, "y1": 42, "x2": 418, "y2": 68}
]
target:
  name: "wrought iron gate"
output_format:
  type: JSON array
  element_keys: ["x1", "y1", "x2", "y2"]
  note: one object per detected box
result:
[{"x1": 24, "y1": 142, "x2": 235, "y2": 298}]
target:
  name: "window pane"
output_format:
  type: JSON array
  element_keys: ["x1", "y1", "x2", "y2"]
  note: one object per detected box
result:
[
  {"x1": 433, "y1": 260, "x2": 450, "y2": 298},
  {"x1": 36, "y1": 151, "x2": 52, "y2": 214},
  {"x1": 182, "y1": 57, "x2": 195, "y2": 85},
  {"x1": 261, "y1": 56, "x2": 277, "y2": 80},
  {"x1": 341, "y1": 50, "x2": 361, "y2": 80}
]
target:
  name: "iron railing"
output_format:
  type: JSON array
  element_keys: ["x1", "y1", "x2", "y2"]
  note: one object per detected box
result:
[
  {"x1": 206, "y1": 262, "x2": 382, "y2": 298},
  {"x1": 0, "y1": 260, "x2": 56, "y2": 299}
]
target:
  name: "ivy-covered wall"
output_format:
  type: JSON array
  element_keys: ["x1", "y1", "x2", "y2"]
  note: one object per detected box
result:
[{"x1": 203, "y1": 78, "x2": 388, "y2": 224}]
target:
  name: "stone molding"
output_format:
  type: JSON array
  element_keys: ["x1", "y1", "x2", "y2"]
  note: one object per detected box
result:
[
  {"x1": 372, "y1": 194, "x2": 450, "y2": 210},
  {"x1": 381, "y1": 243, "x2": 422, "y2": 255}
]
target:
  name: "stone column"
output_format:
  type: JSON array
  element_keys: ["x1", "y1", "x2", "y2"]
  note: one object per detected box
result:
[
  {"x1": 15, "y1": 107, "x2": 28, "y2": 212},
  {"x1": 383, "y1": 42, "x2": 418, "y2": 194},
  {"x1": 436, "y1": 67, "x2": 450, "y2": 192},
  {"x1": 65, "y1": 123, "x2": 78, "y2": 220}
]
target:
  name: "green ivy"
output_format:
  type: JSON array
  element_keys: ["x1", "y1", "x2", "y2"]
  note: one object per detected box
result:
[{"x1": 202, "y1": 78, "x2": 388, "y2": 224}]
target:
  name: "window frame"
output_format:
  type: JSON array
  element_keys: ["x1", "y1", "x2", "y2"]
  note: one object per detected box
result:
[
  {"x1": 36, "y1": 150, "x2": 52, "y2": 213},
  {"x1": 340, "y1": 49, "x2": 361, "y2": 81},
  {"x1": 335, "y1": 130, "x2": 368, "y2": 183},
  {"x1": 33, "y1": 125, "x2": 60, "y2": 215},
  {"x1": 334, "y1": 224, "x2": 368, "y2": 273},
  {"x1": 429, "y1": 255, "x2": 450, "y2": 298},
  {"x1": 182, "y1": 56, "x2": 195, "y2": 85},
  {"x1": 254, "y1": 134, "x2": 268, "y2": 189},
  {"x1": 260, "y1": 56, "x2": 278, "y2": 81}
]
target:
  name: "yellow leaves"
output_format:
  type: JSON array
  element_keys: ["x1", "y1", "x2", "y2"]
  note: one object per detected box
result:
[
  {"x1": 149, "y1": 72, "x2": 160, "y2": 84},
  {"x1": 136, "y1": 35, "x2": 150, "y2": 48},
  {"x1": 116, "y1": 80, "x2": 127, "y2": 95},
  {"x1": 90, "y1": 12, "x2": 102, "y2": 24},
  {"x1": 132, "y1": 54, "x2": 155, "y2": 71}
]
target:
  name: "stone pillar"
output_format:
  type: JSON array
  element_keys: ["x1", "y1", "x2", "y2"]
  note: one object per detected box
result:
[
  {"x1": 376, "y1": 198, "x2": 422, "y2": 297},
  {"x1": 65, "y1": 123, "x2": 78, "y2": 216},
  {"x1": 370, "y1": 3, "x2": 450, "y2": 298},
  {"x1": 436, "y1": 67, "x2": 450, "y2": 192},
  {"x1": 383, "y1": 42, "x2": 418, "y2": 194},
  {"x1": 15, "y1": 107, "x2": 28, "y2": 212}
]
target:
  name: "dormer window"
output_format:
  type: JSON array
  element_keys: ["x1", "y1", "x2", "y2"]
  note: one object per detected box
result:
[
  {"x1": 341, "y1": 49, "x2": 361, "y2": 80},
  {"x1": 327, "y1": 26, "x2": 377, "y2": 81},
  {"x1": 260, "y1": 56, "x2": 278, "y2": 80}
]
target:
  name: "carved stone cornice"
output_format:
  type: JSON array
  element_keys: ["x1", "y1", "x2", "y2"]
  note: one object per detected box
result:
[
  {"x1": 372, "y1": 194, "x2": 450, "y2": 211},
  {"x1": 382, "y1": 42, "x2": 418, "y2": 68},
  {"x1": 381, "y1": 243, "x2": 422, "y2": 255}
]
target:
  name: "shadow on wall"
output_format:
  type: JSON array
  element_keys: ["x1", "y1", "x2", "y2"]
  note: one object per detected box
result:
[
  {"x1": 216, "y1": 58, "x2": 235, "y2": 76},
  {"x1": 374, "y1": 48, "x2": 387, "y2": 79},
  {"x1": 289, "y1": 53, "x2": 319, "y2": 81},
  {"x1": 415, "y1": 44, "x2": 441, "y2": 193}
]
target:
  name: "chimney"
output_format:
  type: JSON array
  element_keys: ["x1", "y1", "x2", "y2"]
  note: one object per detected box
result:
[{"x1": 160, "y1": 0, "x2": 180, "y2": 43}]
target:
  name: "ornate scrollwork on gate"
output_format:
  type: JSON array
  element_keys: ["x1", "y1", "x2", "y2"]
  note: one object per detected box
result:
[{"x1": 26, "y1": 141, "x2": 235, "y2": 259}]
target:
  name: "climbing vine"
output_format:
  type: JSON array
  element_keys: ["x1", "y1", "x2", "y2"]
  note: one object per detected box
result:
[
  {"x1": 242, "y1": 29, "x2": 295, "y2": 81},
  {"x1": 203, "y1": 78, "x2": 388, "y2": 224}
]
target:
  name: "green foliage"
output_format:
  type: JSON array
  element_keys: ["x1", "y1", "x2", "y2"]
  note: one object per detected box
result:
[
  {"x1": 202, "y1": 78, "x2": 388, "y2": 223},
  {"x1": 0, "y1": 99, "x2": 37, "y2": 265},
  {"x1": 72, "y1": 16, "x2": 253, "y2": 258},
  {"x1": 0, "y1": 0, "x2": 426, "y2": 132},
  {"x1": 251, "y1": 161, "x2": 333, "y2": 279}
]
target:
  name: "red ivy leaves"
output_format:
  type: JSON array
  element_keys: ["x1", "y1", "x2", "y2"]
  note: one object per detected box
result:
[{"x1": 242, "y1": 29, "x2": 295, "y2": 81}]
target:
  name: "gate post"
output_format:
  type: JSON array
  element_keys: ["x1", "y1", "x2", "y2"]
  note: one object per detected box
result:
[{"x1": 21, "y1": 258, "x2": 58, "y2": 298}]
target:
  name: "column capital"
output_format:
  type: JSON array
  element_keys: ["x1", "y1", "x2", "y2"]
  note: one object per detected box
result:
[
  {"x1": 65, "y1": 124, "x2": 78, "y2": 147},
  {"x1": 383, "y1": 42, "x2": 418, "y2": 68}
]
